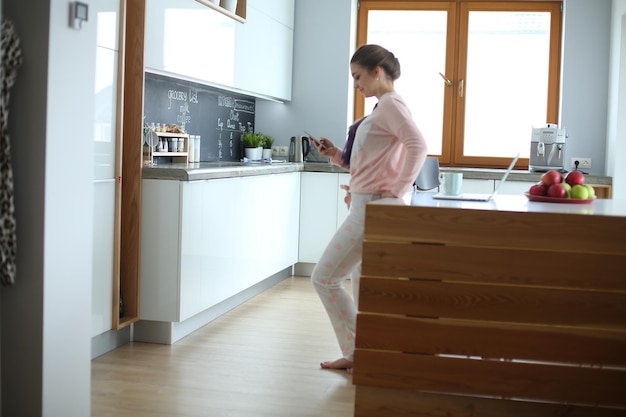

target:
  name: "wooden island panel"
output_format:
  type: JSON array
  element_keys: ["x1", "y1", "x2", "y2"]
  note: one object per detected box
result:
[{"x1": 353, "y1": 196, "x2": 626, "y2": 417}]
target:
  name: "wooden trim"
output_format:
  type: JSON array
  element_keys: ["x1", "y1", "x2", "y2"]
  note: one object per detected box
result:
[
  {"x1": 356, "y1": 314, "x2": 626, "y2": 365},
  {"x1": 546, "y1": 1, "x2": 562, "y2": 123},
  {"x1": 354, "y1": 1, "x2": 368, "y2": 120},
  {"x1": 363, "y1": 204, "x2": 626, "y2": 254},
  {"x1": 111, "y1": 0, "x2": 127, "y2": 329},
  {"x1": 356, "y1": 1, "x2": 563, "y2": 169},
  {"x1": 454, "y1": 1, "x2": 562, "y2": 168},
  {"x1": 115, "y1": 0, "x2": 146, "y2": 329},
  {"x1": 442, "y1": 3, "x2": 459, "y2": 166},
  {"x1": 362, "y1": 241, "x2": 626, "y2": 290},
  {"x1": 354, "y1": 350, "x2": 626, "y2": 407},
  {"x1": 355, "y1": 385, "x2": 626, "y2": 417},
  {"x1": 359, "y1": 277, "x2": 626, "y2": 327},
  {"x1": 592, "y1": 184, "x2": 613, "y2": 199}
]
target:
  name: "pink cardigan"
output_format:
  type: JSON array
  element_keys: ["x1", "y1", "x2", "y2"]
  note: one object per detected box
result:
[{"x1": 331, "y1": 92, "x2": 428, "y2": 198}]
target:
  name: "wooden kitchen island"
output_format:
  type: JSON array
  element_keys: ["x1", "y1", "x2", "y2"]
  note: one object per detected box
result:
[{"x1": 354, "y1": 193, "x2": 626, "y2": 417}]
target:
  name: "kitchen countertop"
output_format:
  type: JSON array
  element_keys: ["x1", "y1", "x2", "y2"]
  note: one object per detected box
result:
[
  {"x1": 376, "y1": 192, "x2": 626, "y2": 215},
  {"x1": 142, "y1": 161, "x2": 612, "y2": 185},
  {"x1": 142, "y1": 161, "x2": 348, "y2": 181},
  {"x1": 440, "y1": 167, "x2": 612, "y2": 185}
]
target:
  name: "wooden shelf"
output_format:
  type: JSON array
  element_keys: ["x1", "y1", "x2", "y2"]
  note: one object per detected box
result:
[
  {"x1": 115, "y1": 0, "x2": 145, "y2": 331},
  {"x1": 144, "y1": 133, "x2": 190, "y2": 165},
  {"x1": 590, "y1": 183, "x2": 612, "y2": 199},
  {"x1": 152, "y1": 131, "x2": 187, "y2": 138},
  {"x1": 153, "y1": 152, "x2": 188, "y2": 157},
  {"x1": 194, "y1": 0, "x2": 247, "y2": 23}
]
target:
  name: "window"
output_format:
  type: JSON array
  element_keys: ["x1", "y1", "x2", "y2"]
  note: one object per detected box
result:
[{"x1": 356, "y1": 1, "x2": 562, "y2": 168}]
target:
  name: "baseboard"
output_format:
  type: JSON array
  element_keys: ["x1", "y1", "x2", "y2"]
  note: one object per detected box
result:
[
  {"x1": 133, "y1": 267, "x2": 291, "y2": 345},
  {"x1": 91, "y1": 326, "x2": 131, "y2": 359},
  {"x1": 294, "y1": 262, "x2": 315, "y2": 276}
]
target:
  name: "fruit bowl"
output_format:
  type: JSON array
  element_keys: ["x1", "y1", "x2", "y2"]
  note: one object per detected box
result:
[{"x1": 524, "y1": 192, "x2": 595, "y2": 204}]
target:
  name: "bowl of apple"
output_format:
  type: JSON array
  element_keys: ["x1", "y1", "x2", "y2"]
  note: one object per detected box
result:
[{"x1": 525, "y1": 169, "x2": 596, "y2": 204}]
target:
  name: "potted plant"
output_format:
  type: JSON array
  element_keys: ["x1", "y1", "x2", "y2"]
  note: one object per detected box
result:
[
  {"x1": 242, "y1": 132, "x2": 263, "y2": 160},
  {"x1": 259, "y1": 133, "x2": 274, "y2": 160}
]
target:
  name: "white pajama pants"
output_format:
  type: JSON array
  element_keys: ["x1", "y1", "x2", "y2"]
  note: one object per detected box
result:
[{"x1": 311, "y1": 193, "x2": 381, "y2": 361}]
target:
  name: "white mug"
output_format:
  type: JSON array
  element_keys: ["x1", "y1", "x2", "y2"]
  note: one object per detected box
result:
[{"x1": 440, "y1": 172, "x2": 463, "y2": 195}]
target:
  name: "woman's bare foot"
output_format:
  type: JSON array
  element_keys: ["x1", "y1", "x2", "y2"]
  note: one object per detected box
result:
[{"x1": 320, "y1": 357, "x2": 353, "y2": 371}]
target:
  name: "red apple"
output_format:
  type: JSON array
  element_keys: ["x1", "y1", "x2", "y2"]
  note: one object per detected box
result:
[
  {"x1": 564, "y1": 170, "x2": 585, "y2": 187},
  {"x1": 529, "y1": 183, "x2": 547, "y2": 196},
  {"x1": 547, "y1": 183, "x2": 567, "y2": 198},
  {"x1": 541, "y1": 170, "x2": 562, "y2": 187}
]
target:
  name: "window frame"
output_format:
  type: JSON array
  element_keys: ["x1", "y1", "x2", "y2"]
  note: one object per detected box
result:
[{"x1": 355, "y1": 0, "x2": 563, "y2": 169}]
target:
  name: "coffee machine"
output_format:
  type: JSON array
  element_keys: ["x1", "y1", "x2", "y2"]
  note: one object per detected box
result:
[{"x1": 529, "y1": 124, "x2": 567, "y2": 172}]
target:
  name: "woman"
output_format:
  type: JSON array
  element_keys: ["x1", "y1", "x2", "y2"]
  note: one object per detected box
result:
[{"x1": 310, "y1": 44, "x2": 428, "y2": 371}]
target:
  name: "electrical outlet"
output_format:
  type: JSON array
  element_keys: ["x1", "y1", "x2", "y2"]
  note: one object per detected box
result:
[
  {"x1": 571, "y1": 157, "x2": 592, "y2": 170},
  {"x1": 278, "y1": 146, "x2": 289, "y2": 156},
  {"x1": 271, "y1": 146, "x2": 280, "y2": 156}
]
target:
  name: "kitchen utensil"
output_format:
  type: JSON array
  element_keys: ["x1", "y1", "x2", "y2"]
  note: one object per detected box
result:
[
  {"x1": 529, "y1": 124, "x2": 566, "y2": 172},
  {"x1": 439, "y1": 172, "x2": 463, "y2": 195},
  {"x1": 145, "y1": 130, "x2": 159, "y2": 165},
  {"x1": 289, "y1": 136, "x2": 310, "y2": 162}
]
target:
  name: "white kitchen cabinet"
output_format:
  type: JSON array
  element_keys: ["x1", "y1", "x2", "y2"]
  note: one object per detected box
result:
[
  {"x1": 251, "y1": 0, "x2": 294, "y2": 29},
  {"x1": 299, "y1": 172, "x2": 350, "y2": 263},
  {"x1": 92, "y1": 0, "x2": 121, "y2": 337},
  {"x1": 140, "y1": 172, "x2": 300, "y2": 323},
  {"x1": 234, "y1": 0, "x2": 294, "y2": 100},
  {"x1": 145, "y1": 0, "x2": 294, "y2": 101},
  {"x1": 145, "y1": 0, "x2": 236, "y2": 88}
]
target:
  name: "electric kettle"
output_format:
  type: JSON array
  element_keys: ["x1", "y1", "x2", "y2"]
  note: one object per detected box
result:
[{"x1": 289, "y1": 136, "x2": 310, "y2": 162}]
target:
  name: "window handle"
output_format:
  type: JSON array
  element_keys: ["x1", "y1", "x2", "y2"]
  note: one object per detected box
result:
[
  {"x1": 459, "y1": 79, "x2": 464, "y2": 97},
  {"x1": 438, "y1": 72, "x2": 452, "y2": 87}
]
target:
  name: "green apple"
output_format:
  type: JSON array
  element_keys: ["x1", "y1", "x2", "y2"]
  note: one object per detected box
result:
[
  {"x1": 571, "y1": 184, "x2": 589, "y2": 199},
  {"x1": 583, "y1": 184, "x2": 595, "y2": 198}
]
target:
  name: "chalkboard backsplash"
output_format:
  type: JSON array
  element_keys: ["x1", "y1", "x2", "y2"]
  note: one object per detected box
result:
[{"x1": 144, "y1": 72, "x2": 255, "y2": 162}]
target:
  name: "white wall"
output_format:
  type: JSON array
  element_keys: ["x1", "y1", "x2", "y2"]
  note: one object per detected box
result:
[
  {"x1": 1, "y1": 0, "x2": 94, "y2": 415},
  {"x1": 607, "y1": 0, "x2": 626, "y2": 199},
  {"x1": 560, "y1": 0, "x2": 611, "y2": 175}
]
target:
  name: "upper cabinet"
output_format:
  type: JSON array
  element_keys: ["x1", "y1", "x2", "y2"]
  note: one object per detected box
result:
[
  {"x1": 194, "y1": 0, "x2": 247, "y2": 23},
  {"x1": 234, "y1": 0, "x2": 294, "y2": 100},
  {"x1": 145, "y1": 0, "x2": 294, "y2": 101}
]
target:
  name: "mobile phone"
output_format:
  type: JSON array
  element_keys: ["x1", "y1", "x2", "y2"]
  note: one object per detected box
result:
[{"x1": 304, "y1": 131, "x2": 326, "y2": 149}]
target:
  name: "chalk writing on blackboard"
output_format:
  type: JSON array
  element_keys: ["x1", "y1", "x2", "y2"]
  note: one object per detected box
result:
[{"x1": 144, "y1": 71, "x2": 255, "y2": 161}]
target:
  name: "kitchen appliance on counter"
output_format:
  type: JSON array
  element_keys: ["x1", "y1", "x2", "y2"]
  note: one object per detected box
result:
[
  {"x1": 529, "y1": 124, "x2": 566, "y2": 172},
  {"x1": 289, "y1": 136, "x2": 310, "y2": 162}
]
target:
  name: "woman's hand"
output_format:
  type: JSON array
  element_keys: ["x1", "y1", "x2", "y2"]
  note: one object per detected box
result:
[
  {"x1": 340, "y1": 184, "x2": 351, "y2": 209},
  {"x1": 311, "y1": 137, "x2": 336, "y2": 157}
]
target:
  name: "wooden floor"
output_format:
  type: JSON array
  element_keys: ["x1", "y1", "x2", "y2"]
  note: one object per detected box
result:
[{"x1": 91, "y1": 276, "x2": 355, "y2": 417}]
